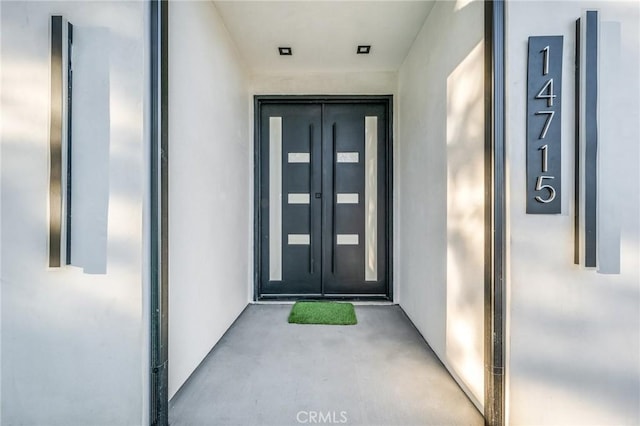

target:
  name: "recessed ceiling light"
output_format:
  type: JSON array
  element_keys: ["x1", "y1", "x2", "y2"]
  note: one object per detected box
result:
[
  {"x1": 278, "y1": 47, "x2": 292, "y2": 56},
  {"x1": 357, "y1": 45, "x2": 371, "y2": 54}
]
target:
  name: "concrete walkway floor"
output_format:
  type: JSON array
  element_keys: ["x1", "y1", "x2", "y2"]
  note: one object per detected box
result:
[{"x1": 169, "y1": 304, "x2": 483, "y2": 426}]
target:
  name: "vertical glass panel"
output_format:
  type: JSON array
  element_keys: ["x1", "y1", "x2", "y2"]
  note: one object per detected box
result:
[
  {"x1": 288, "y1": 152, "x2": 310, "y2": 163},
  {"x1": 365, "y1": 116, "x2": 378, "y2": 281},
  {"x1": 269, "y1": 117, "x2": 282, "y2": 281},
  {"x1": 337, "y1": 152, "x2": 359, "y2": 163},
  {"x1": 336, "y1": 193, "x2": 359, "y2": 204},
  {"x1": 288, "y1": 193, "x2": 310, "y2": 204}
]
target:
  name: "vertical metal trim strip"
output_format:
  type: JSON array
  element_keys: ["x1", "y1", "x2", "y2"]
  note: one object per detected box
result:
[
  {"x1": 584, "y1": 11, "x2": 598, "y2": 267},
  {"x1": 253, "y1": 97, "x2": 261, "y2": 301},
  {"x1": 160, "y1": 0, "x2": 169, "y2": 415},
  {"x1": 150, "y1": 0, "x2": 169, "y2": 424},
  {"x1": 386, "y1": 97, "x2": 393, "y2": 301},
  {"x1": 321, "y1": 103, "x2": 326, "y2": 296},
  {"x1": 484, "y1": 1, "x2": 506, "y2": 425},
  {"x1": 65, "y1": 22, "x2": 73, "y2": 264},
  {"x1": 309, "y1": 124, "x2": 315, "y2": 274},
  {"x1": 49, "y1": 16, "x2": 63, "y2": 268},
  {"x1": 574, "y1": 19, "x2": 581, "y2": 264},
  {"x1": 331, "y1": 123, "x2": 337, "y2": 274}
]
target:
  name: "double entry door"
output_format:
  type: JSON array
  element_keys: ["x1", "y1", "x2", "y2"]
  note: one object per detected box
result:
[{"x1": 257, "y1": 99, "x2": 391, "y2": 298}]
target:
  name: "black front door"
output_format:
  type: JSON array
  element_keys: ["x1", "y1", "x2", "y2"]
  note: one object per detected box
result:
[{"x1": 257, "y1": 98, "x2": 391, "y2": 298}]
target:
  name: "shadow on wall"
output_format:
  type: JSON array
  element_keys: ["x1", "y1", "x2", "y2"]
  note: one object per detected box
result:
[
  {"x1": 597, "y1": 20, "x2": 622, "y2": 275},
  {"x1": 70, "y1": 26, "x2": 111, "y2": 275},
  {"x1": 513, "y1": 251, "x2": 640, "y2": 423}
]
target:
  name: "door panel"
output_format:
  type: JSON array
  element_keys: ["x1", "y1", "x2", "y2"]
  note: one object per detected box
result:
[
  {"x1": 322, "y1": 104, "x2": 387, "y2": 295},
  {"x1": 258, "y1": 100, "x2": 389, "y2": 298},
  {"x1": 260, "y1": 104, "x2": 322, "y2": 295}
]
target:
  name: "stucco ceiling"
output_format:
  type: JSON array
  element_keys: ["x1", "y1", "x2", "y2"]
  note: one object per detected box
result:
[{"x1": 213, "y1": 1, "x2": 436, "y2": 74}]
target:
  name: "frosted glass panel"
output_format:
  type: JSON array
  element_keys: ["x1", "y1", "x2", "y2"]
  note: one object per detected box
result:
[
  {"x1": 269, "y1": 117, "x2": 282, "y2": 281},
  {"x1": 365, "y1": 116, "x2": 378, "y2": 281},
  {"x1": 288, "y1": 234, "x2": 310, "y2": 245},
  {"x1": 337, "y1": 234, "x2": 359, "y2": 245},
  {"x1": 337, "y1": 152, "x2": 359, "y2": 163},
  {"x1": 337, "y1": 193, "x2": 359, "y2": 204},
  {"x1": 288, "y1": 193, "x2": 310, "y2": 204},
  {"x1": 288, "y1": 152, "x2": 310, "y2": 163}
]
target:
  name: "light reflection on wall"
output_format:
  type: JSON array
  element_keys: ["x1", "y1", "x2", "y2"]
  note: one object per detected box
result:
[
  {"x1": 2, "y1": 59, "x2": 50, "y2": 145},
  {"x1": 445, "y1": 40, "x2": 485, "y2": 403}
]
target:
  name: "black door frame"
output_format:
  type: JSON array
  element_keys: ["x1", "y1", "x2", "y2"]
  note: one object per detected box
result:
[
  {"x1": 150, "y1": 1, "x2": 506, "y2": 424},
  {"x1": 253, "y1": 95, "x2": 394, "y2": 301}
]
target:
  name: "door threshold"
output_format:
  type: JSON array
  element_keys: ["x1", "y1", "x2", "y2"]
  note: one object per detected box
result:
[
  {"x1": 255, "y1": 294, "x2": 393, "y2": 303},
  {"x1": 251, "y1": 300, "x2": 396, "y2": 305}
]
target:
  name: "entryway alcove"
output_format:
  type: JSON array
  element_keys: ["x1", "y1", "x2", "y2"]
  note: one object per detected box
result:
[{"x1": 163, "y1": 1, "x2": 488, "y2": 424}]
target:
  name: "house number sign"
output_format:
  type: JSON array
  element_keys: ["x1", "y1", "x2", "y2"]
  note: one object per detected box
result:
[{"x1": 527, "y1": 36, "x2": 563, "y2": 214}]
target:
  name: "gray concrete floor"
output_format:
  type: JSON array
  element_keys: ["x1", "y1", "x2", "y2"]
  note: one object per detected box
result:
[{"x1": 169, "y1": 304, "x2": 483, "y2": 426}]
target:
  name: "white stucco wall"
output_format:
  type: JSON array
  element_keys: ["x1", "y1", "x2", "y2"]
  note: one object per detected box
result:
[
  {"x1": 397, "y1": 0, "x2": 485, "y2": 410},
  {"x1": 168, "y1": 1, "x2": 251, "y2": 399},
  {"x1": 251, "y1": 71, "x2": 397, "y2": 96},
  {"x1": 506, "y1": 1, "x2": 640, "y2": 424},
  {"x1": 0, "y1": 1, "x2": 149, "y2": 424}
]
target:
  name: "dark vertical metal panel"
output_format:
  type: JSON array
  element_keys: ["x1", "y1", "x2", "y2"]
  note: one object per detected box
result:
[
  {"x1": 386, "y1": 97, "x2": 393, "y2": 302},
  {"x1": 253, "y1": 99, "x2": 259, "y2": 298},
  {"x1": 484, "y1": 1, "x2": 506, "y2": 425},
  {"x1": 65, "y1": 22, "x2": 73, "y2": 265},
  {"x1": 160, "y1": 0, "x2": 169, "y2": 375},
  {"x1": 574, "y1": 19, "x2": 581, "y2": 264},
  {"x1": 150, "y1": 0, "x2": 169, "y2": 425},
  {"x1": 584, "y1": 11, "x2": 598, "y2": 267},
  {"x1": 49, "y1": 16, "x2": 63, "y2": 268}
]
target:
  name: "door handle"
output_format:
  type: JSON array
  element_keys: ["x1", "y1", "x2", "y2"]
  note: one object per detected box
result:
[
  {"x1": 309, "y1": 124, "x2": 314, "y2": 275},
  {"x1": 332, "y1": 123, "x2": 337, "y2": 274},
  {"x1": 315, "y1": 193, "x2": 322, "y2": 199}
]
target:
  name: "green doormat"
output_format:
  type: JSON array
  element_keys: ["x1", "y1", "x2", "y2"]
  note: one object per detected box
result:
[{"x1": 288, "y1": 301, "x2": 357, "y2": 325}]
